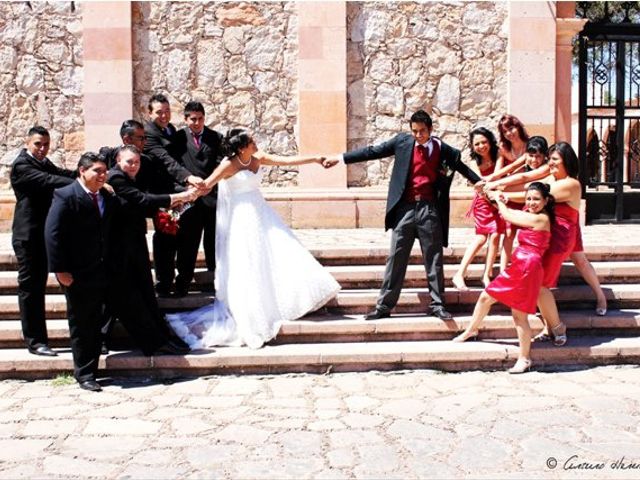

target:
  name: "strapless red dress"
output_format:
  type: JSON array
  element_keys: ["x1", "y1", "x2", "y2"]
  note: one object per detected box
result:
[
  {"x1": 542, "y1": 203, "x2": 582, "y2": 288},
  {"x1": 485, "y1": 228, "x2": 551, "y2": 313},
  {"x1": 467, "y1": 164, "x2": 506, "y2": 235}
]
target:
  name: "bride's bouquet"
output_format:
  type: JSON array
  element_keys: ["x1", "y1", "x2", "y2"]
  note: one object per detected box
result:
[{"x1": 153, "y1": 202, "x2": 192, "y2": 235}]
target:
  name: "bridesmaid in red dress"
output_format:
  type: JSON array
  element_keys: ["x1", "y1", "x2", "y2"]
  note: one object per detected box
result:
[
  {"x1": 492, "y1": 115, "x2": 530, "y2": 272},
  {"x1": 453, "y1": 182, "x2": 554, "y2": 374},
  {"x1": 453, "y1": 128, "x2": 505, "y2": 290},
  {"x1": 535, "y1": 142, "x2": 606, "y2": 344}
]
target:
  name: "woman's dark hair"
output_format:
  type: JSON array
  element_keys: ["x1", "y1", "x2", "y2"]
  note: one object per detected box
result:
[
  {"x1": 549, "y1": 141, "x2": 580, "y2": 179},
  {"x1": 498, "y1": 114, "x2": 529, "y2": 151},
  {"x1": 526, "y1": 136, "x2": 549, "y2": 156},
  {"x1": 527, "y1": 181, "x2": 555, "y2": 225},
  {"x1": 224, "y1": 128, "x2": 252, "y2": 157},
  {"x1": 469, "y1": 127, "x2": 499, "y2": 166}
]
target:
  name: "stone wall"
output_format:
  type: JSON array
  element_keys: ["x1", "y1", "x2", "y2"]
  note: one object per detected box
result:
[
  {"x1": 346, "y1": 1, "x2": 508, "y2": 187},
  {"x1": 132, "y1": 1, "x2": 299, "y2": 186},
  {"x1": 0, "y1": 1, "x2": 84, "y2": 189}
]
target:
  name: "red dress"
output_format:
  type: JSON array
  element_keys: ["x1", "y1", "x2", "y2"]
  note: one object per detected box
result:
[
  {"x1": 542, "y1": 203, "x2": 582, "y2": 287},
  {"x1": 485, "y1": 228, "x2": 551, "y2": 313},
  {"x1": 467, "y1": 164, "x2": 506, "y2": 234}
]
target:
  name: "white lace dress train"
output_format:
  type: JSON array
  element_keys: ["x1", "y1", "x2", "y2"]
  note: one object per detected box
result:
[{"x1": 167, "y1": 168, "x2": 340, "y2": 349}]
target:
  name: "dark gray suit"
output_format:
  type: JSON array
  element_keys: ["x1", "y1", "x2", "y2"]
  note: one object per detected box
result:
[
  {"x1": 344, "y1": 133, "x2": 481, "y2": 312},
  {"x1": 10, "y1": 149, "x2": 76, "y2": 350},
  {"x1": 45, "y1": 180, "x2": 119, "y2": 382},
  {"x1": 173, "y1": 126, "x2": 223, "y2": 291}
]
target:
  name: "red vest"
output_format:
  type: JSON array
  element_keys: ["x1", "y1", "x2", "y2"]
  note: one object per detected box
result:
[{"x1": 404, "y1": 141, "x2": 440, "y2": 202}]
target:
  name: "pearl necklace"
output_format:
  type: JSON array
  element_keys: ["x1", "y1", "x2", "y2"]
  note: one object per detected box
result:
[{"x1": 237, "y1": 154, "x2": 252, "y2": 167}]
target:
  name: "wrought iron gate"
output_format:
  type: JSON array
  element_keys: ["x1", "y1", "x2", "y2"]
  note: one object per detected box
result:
[{"x1": 579, "y1": 18, "x2": 640, "y2": 222}]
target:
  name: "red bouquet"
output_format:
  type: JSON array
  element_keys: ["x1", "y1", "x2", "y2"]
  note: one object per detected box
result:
[
  {"x1": 153, "y1": 203, "x2": 193, "y2": 235},
  {"x1": 154, "y1": 208, "x2": 180, "y2": 235}
]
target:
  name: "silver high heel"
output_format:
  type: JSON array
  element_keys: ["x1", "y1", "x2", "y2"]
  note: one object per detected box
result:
[
  {"x1": 595, "y1": 307, "x2": 607, "y2": 316},
  {"x1": 507, "y1": 358, "x2": 532, "y2": 374},
  {"x1": 452, "y1": 330, "x2": 479, "y2": 343},
  {"x1": 551, "y1": 322, "x2": 567, "y2": 347}
]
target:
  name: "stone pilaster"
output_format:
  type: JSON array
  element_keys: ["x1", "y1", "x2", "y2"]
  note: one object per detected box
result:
[{"x1": 82, "y1": 1, "x2": 133, "y2": 151}]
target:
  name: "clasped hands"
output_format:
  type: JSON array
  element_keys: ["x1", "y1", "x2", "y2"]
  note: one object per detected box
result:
[{"x1": 474, "y1": 180, "x2": 507, "y2": 204}]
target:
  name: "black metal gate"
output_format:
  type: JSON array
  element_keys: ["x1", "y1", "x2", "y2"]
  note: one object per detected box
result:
[{"x1": 579, "y1": 20, "x2": 640, "y2": 223}]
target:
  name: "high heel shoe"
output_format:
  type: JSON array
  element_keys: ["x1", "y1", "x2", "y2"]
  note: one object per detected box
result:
[
  {"x1": 507, "y1": 358, "x2": 532, "y2": 374},
  {"x1": 452, "y1": 275, "x2": 469, "y2": 291},
  {"x1": 551, "y1": 322, "x2": 567, "y2": 347},
  {"x1": 452, "y1": 330, "x2": 479, "y2": 343},
  {"x1": 595, "y1": 306, "x2": 607, "y2": 316},
  {"x1": 532, "y1": 331, "x2": 552, "y2": 343}
]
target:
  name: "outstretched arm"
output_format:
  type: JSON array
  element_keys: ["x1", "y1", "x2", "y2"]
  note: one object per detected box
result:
[
  {"x1": 203, "y1": 158, "x2": 237, "y2": 190},
  {"x1": 488, "y1": 191, "x2": 547, "y2": 230},
  {"x1": 256, "y1": 150, "x2": 325, "y2": 167},
  {"x1": 486, "y1": 164, "x2": 550, "y2": 190},
  {"x1": 485, "y1": 157, "x2": 526, "y2": 182}
]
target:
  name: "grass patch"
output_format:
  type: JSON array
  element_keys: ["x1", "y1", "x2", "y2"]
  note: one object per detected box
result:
[{"x1": 51, "y1": 373, "x2": 75, "y2": 387}]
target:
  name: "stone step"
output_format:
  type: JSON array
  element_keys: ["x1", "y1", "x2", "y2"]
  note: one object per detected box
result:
[
  {"x1": 2, "y1": 335, "x2": 639, "y2": 379},
  {"x1": 0, "y1": 242, "x2": 639, "y2": 271},
  {"x1": 1, "y1": 261, "x2": 638, "y2": 293},
  {"x1": 327, "y1": 261, "x2": 640, "y2": 288},
  {"x1": 310, "y1": 244, "x2": 640, "y2": 266},
  {"x1": 1, "y1": 310, "x2": 639, "y2": 348},
  {"x1": 1, "y1": 283, "x2": 632, "y2": 319},
  {"x1": 328, "y1": 283, "x2": 639, "y2": 314}
]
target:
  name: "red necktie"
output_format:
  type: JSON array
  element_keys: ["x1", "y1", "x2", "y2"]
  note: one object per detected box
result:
[
  {"x1": 90, "y1": 192, "x2": 100, "y2": 215},
  {"x1": 194, "y1": 133, "x2": 201, "y2": 148}
]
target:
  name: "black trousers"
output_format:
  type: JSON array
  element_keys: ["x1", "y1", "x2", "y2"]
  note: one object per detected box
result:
[
  {"x1": 175, "y1": 201, "x2": 216, "y2": 290},
  {"x1": 152, "y1": 230, "x2": 177, "y2": 292},
  {"x1": 65, "y1": 283, "x2": 107, "y2": 382},
  {"x1": 110, "y1": 253, "x2": 172, "y2": 356},
  {"x1": 377, "y1": 201, "x2": 445, "y2": 312},
  {"x1": 12, "y1": 238, "x2": 49, "y2": 350}
]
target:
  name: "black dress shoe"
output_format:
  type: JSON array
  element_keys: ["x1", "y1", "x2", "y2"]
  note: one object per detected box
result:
[
  {"x1": 28, "y1": 345, "x2": 58, "y2": 357},
  {"x1": 79, "y1": 380, "x2": 102, "y2": 392},
  {"x1": 173, "y1": 288, "x2": 188, "y2": 298},
  {"x1": 363, "y1": 309, "x2": 391, "y2": 321},
  {"x1": 100, "y1": 342, "x2": 109, "y2": 355},
  {"x1": 154, "y1": 342, "x2": 190, "y2": 356},
  {"x1": 429, "y1": 307, "x2": 453, "y2": 320}
]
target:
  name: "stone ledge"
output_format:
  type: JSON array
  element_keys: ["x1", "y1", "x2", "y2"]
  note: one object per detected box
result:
[
  {"x1": 1, "y1": 310, "x2": 639, "y2": 348},
  {"x1": 1, "y1": 336, "x2": 639, "y2": 379},
  {"x1": 0, "y1": 284, "x2": 633, "y2": 319},
  {"x1": 0, "y1": 190, "x2": 476, "y2": 231}
]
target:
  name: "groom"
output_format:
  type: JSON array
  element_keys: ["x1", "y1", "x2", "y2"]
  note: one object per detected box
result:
[{"x1": 326, "y1": 110, "x2": 482, "y2": 320}]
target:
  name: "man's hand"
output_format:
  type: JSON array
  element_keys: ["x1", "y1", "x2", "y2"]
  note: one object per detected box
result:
[
  {"x1": 55, "y1": 272, "x2": 74, "y2": 287},
  {"x1": 322, "y1": 156, "x2": 341, "y2": 169},
  {"x1": 473, "y1": 180, "x2": 486, "y2": 193},
  {"x1": 186, "y1": 175, "x2": 206, "y2": 191},
  {"x1": 102, "y1": 183, "x2": 115, "y2": 195}
]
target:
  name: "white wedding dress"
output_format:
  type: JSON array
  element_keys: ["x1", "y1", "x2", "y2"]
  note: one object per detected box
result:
[{"x1": 167, "y1": 168, "x2": 341, "y2": 349}]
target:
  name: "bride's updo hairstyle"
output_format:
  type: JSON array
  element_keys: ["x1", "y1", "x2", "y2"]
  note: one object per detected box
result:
[{"x1": 224, "y1": 128, "x2": 252, "y2": 157}]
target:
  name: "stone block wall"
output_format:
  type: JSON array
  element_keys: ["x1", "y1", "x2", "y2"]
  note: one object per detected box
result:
[
  {"x1": 0, "y1": 1, "x2": 84, "y2": 188},
  {"x1": 346, "y1": 1, "x2": 508, "y2": 187},
  {"x1": 0, "y1": 1, "x2": 511, "y2": 191},
  {"x1": 131, "y1": 1, "x2": 300, "y2": 186}
]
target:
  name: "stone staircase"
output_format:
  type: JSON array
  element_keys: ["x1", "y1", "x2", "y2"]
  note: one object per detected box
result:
[{"x1": 0, "y1": 226, "x2": 639, "y2": 379}]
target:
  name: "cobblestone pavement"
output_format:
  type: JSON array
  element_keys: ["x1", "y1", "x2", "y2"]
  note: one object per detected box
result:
[{"x1": 1, "y1": 365, "x2": 640, "y2": 479}]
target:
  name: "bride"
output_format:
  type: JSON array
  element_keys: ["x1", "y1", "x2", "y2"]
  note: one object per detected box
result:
[{"x1": 167, "y1": 129, "x2": 341, "y2": 349}]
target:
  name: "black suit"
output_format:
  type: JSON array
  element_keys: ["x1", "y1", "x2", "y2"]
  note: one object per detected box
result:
[
  {"x1": 143, "y1": 121, "x2": 192, "y2": 294},
  {"x1": 107, "y1": 167, "x2": 176, "y2": 355},
  {"x1": 10, "y1": 149, "x2": 76, "y2": 350},
  {"x1": 45, "y1": 181, "x2": 119, "y2": 382},
  {"x1": 344, "y1": 133, "x2": 481, "y2": 312},
  {"x1": 173, "y1": 126, "x2": 224, "y2": 291}
]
